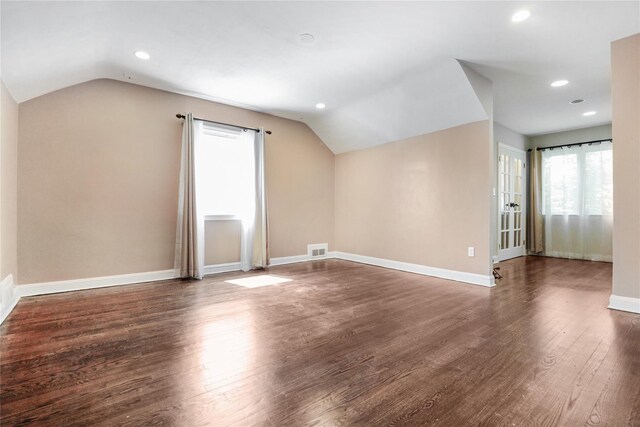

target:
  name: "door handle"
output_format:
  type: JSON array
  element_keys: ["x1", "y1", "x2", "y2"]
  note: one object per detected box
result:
[{"x1": 506, "y1": 202, "x2": 520, "y2": 208}]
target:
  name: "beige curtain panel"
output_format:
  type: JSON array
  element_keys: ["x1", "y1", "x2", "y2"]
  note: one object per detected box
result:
[
  {"x1": 527, "y1": 149, "x2": 544, "y2": 253},
  {"x1": 174, "y1": 113, "x2": 204, "y2": 279}
]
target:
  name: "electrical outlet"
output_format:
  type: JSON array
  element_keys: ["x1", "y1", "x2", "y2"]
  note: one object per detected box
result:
[{"x1": 468, "y1": 247, "x2": 475, "y2": 257}]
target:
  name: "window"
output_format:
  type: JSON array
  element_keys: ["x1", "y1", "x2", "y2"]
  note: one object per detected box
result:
[
  {"x1": 542, "y1": 152, "x2": 579, "y2": 215},
  {"x1": 196, "y1": 123, "x2": 255, "y2": 219},
  {"x1": 584, "y1": 149, "x2": 613, "y2": 215},
  {"x1": 542, "y1": 142, "x2": 612, "y2": 216}
]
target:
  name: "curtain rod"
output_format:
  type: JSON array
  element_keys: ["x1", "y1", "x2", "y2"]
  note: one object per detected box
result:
[
  {"x1": 527, "y1": 138, "x2": 612, "y2": 152},
  {"x1": 176, "y1": 114, "x2": 272, "y2": 135}
]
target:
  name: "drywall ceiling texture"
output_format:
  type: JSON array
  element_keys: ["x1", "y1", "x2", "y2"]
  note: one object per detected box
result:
[
  {"x1": 2, "y1": 1, "x2": 639, "y2": 153},
  {"x1": 306, "y1": 59, "x2": 488, "y2": 153}
]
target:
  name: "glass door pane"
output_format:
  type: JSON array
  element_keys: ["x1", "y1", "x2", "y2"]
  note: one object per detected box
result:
[
  {"x1": 512, "y1": 157, "x2": 523, "y2": 248},
  {"x1": 498, "y1": 146, "x2": 526, "y2": 262},
  {"x1": 499, "y1": 154, "x2": 511, "y2": 250}
]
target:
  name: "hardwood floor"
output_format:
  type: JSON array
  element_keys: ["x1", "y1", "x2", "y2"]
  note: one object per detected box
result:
[{"x1": 1, "y1": 257, "x2": 639, "y2": 426}]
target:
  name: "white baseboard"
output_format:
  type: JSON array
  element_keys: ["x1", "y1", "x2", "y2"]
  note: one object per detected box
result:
[
  {"x1": 203, "y1": 254, "x2": 332, "y2": 274},
  {"x1": 269, "y1": 251, "x2": 493, "y2": 287},
  {"x1": 205, "y1": 252, "x2": 495, "y2": 287},
  {"x1": 15, "y1": 269, "x2": 175, "y2": 299},
  {"x1": 3, "y1": 250, "x2": 493, "y2": 324},
  {"x1": 0, "y1": 274, "x2": 19, "y2": 325},
  {"x1": 269, "y1": 253, "x2": 333, "y2": 266},
  {"x1": 204, "y1": 262, "x2": 241, "y2": 275},
  {"x1": 608, "y1": 294, "x2": 640, "y2": 314},
  {"x1": 8, "y1": 256, "x2": 326, "y2": 308},
  {"x1": 333, "y1": 252, "x2": 495, "y2": 287}
]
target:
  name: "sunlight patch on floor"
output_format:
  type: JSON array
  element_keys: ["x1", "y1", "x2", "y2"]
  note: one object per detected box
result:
[{"x1": 225, "y1": 275, "x2": 292, "y2": 288}]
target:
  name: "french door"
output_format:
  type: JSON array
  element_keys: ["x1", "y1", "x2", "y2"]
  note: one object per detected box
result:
[{"x1": 498, "y1": 145, "x2": 526, "y2": 261}]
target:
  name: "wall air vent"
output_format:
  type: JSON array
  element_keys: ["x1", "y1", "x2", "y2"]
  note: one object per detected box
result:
[{"x1": 307, "y1": 243, "x2": 329, "y2": 258}]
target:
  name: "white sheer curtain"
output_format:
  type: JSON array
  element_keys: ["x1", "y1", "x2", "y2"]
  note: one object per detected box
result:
[
  {"x1": 240, "y1": 128, "x2": 268, "y2": 271},
  {"x1": 541, "y1": 141, "x2": 613, "y2": 261},
  {"x1": 175, "y1": 114, "x2": 205, "y2": 279}
]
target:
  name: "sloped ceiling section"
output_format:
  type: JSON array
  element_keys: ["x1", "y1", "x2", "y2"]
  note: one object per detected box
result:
[
  {"x1": 461, "y1": 62, "x2": 494, "y2": 120},
  {"x1": 306, "y1": 59, "x2": 489, "y2": 154}
]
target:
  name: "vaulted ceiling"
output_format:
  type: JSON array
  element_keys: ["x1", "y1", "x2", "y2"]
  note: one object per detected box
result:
[{"x1": 1, "y1": 1, "x2": 638, "y2": 153}]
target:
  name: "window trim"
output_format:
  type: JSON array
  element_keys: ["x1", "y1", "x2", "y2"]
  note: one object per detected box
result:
[{"x1": 204, "y1": 214, "x2": 242, "y2": 221}]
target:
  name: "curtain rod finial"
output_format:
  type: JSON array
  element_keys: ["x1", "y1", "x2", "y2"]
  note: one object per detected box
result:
[{"x1": 176, "y1": 114, "x2": 185, "y2": 119}]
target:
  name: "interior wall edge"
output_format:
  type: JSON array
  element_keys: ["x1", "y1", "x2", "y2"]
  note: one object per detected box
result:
[
  {"x1": 611, "y1": 33, "x2": 640, "y2": 301},
  {"x1": 0, "y1": 274, "x2": 19, "y2": 325},
  {"x1": 1, "y1": 79, "x2": 19, "y2": 285}
]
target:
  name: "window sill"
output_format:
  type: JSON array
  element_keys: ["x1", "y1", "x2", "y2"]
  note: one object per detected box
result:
[{"x1": 205, "y1": 215, "x2": 242, "y2": 221}]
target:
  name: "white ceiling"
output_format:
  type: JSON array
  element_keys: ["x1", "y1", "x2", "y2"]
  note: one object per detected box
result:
[{"x1": 1, "y1": 1, "x2": 638, "y2": 153}]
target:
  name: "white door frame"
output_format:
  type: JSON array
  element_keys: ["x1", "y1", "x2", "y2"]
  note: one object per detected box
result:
[{"x1": 497, "y1": 143, "x2": 527, "y2": 262}]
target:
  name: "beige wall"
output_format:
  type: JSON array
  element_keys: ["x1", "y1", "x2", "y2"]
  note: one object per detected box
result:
[
  {"x1": 16, "y1": 78, "x2": 494, "y2": 284},
  {"x1": 335, "y1": 120, "x2": 492, "y2": 276},
  {"x1": 611, "y1": 34, "x2": 640, "y2": 300},
  {"x1": 1, "y1": 81, "x2": 19, "y2": 282},
  {"x1": 17, "y1": 79, "x2": 334, "y2": 284},
  {"x1": 204, "y1": 220, "x2": 241, "y2": 265}
]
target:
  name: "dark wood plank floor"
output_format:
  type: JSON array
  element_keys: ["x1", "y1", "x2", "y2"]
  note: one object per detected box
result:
[{"x1": 1, "y1": 257, "x2": 639, "y2": 426}]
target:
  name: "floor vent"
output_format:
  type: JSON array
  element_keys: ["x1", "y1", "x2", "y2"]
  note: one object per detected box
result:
[{"x1": 308, "y1": 243, "x2": 329, "y2": 258}]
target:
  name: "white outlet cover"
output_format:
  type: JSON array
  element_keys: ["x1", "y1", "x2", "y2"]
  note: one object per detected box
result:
[{"x1": 468, "y1": 247, "x2": 475, "y2": 257}]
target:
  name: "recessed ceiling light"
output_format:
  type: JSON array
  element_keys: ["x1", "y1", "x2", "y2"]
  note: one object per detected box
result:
[
  {"x1": 299, "y1": 33, "x2": 316, "y2": 45},
  {"x1": 551, "y1": 80, "x2": 569, "y2": 87},
  {"x1": 583, "y1": 111, "x2": 596, "y2": 116},
  {"x1": 570, "y1": 99, "x2": 585, "y2": 104},
  {"x1": 511, "y1": 10, "x2": 531, "y2": 22},
  {"x1": 134, "y1": 51, "x2": 150, "y2": 60},
  {"x1": 315, "y1": 103, "x2": 326, "y2": 109}
]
